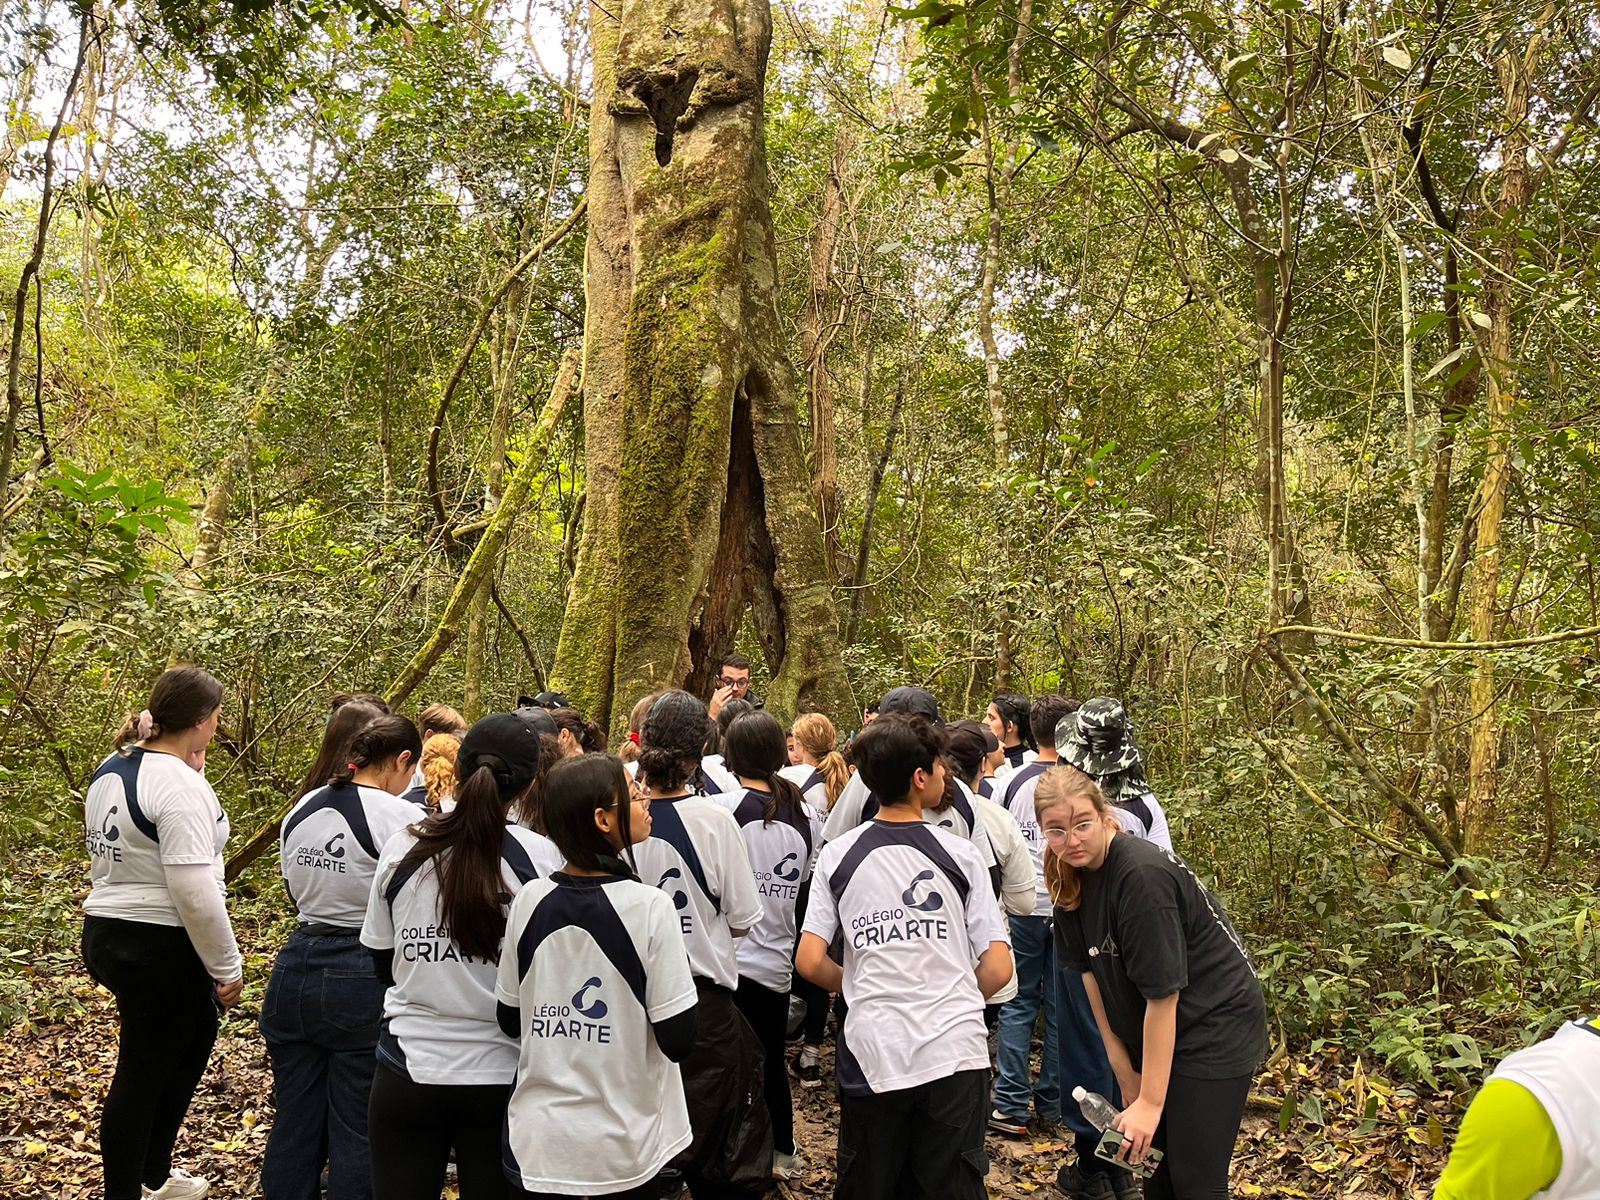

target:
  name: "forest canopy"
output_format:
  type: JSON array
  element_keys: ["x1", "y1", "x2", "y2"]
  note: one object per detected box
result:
[{"x1": 3, "y1": 0, "x2": 1600, "y2": 1191}]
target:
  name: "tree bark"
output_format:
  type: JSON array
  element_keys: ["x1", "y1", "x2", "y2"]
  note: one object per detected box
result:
[
  {"x1": 799, "y1": 123, "x2": 852, "y2": 573},
  {"x1": 387, "y1": 350, "x2": 579, "y2": 707},
  {"x1": 552, "y1": 0, "x2": 855, "y2": 731},
  {"x1": 1, "y1": 10, "x2": 91, "y2": 513},
  {"x1": 843, "y1": 364, "x2": 905, "y2": 647},
  {"x1": 1465, "y1": 32, "x2": 1544, "y2": 849}
]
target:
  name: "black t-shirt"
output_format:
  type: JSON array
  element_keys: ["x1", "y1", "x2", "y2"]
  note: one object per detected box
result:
[{"x1": 1055, "y1": 834, "x2": 1266, "y2": 1079}]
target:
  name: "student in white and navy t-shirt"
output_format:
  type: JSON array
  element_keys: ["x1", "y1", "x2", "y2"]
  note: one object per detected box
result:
[
  {"x1": 722, "y1": 712, "x2": 823, "y2": 1176},
  {"x1": 781, "y1": 712, "x2": 850, "y2": 1079},
  {"x1": 361, "y1": 712, "x2": 562, "y2": 1200},
  {"x1": 262, "y1": 713, "x2": 423, "y2": 1200},
  {"x1": 697, "y1": 697, "x2": 753, "y2": 803},
  {"x1": 82, "y1": 667, "x2": 238, "y2": 1200},
  {"x1": 989, "y1": 695, "x2": 1078, "y2": 1136},
  {"x1": 497, "y1": 754, "x2": 697, "y2": 1199},
  {"x1": 630, "y1": 690, "x2": 768, "y2": 1189},
  {"x1": 822, "y1": 688, "x2": 1000, "y2": 886},
  {"x1": 986, "y1": 693, "x2": 1036, "y2": 776},
  {"x1": 798, "y1": 714, "x2": 1012, "y2": 1200}
]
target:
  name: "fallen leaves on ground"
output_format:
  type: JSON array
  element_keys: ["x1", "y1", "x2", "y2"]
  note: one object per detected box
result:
[{"x1": 3, "y1": 965, "x2": 1453, "y2": 1199}]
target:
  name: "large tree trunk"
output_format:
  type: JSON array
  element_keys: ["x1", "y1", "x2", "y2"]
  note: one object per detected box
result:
[{"x1": 553, "y1": 0, "x2": 855, "y2": 731}]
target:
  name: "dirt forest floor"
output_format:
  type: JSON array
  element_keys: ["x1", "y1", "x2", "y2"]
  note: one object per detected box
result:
[{"x1": 3, "y1": 983, "x2": 1455, "y2": 1200}]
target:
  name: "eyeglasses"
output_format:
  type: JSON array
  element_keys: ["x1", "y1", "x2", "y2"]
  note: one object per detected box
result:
[
  {"x1": 717, "y1": 676, "x2": 749, "y2": 691},
  {"x1": 1041, "y1": 820, "x2": 1101, "y2": 844}
]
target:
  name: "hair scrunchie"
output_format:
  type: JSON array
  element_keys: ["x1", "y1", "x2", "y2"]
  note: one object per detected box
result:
[{"x1": 136, "y1": 710, "x2": 155, "y2": 741}]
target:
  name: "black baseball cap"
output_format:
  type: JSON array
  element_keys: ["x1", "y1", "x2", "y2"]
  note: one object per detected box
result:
[
  {"x1": 518, "y1": 691, "x2": 570, "y2": 710},
  {"x1": 458, "y1": 713, "x2": 546, "y2": 795},
  {"x1": 877, "y1": 685, "x2": 942, "y2": 723}
]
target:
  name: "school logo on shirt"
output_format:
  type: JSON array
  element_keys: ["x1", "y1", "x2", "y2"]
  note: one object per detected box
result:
[
  {"x1": 755, "y1": 851, "x2": 803, "y2": 901},
  {"x1": 86, "y1": 805, "x2": 124, "y2": 862},
  {"x1": 848, "y1": 870, "x2": 951, "y2": 949},
  {"x1": 658, "y1": 868, "x2": 693, "y2": 933},
  {"x1": 572, "y1": 977, "x2": 609, "y2": 1019},
  {"x1": 901, "y1": 869, "x2": 945, "y2": 912},
  {"x1": 292, "y1": 832, "x2": 349, "y2": 874},
  {"x1": 529, "y1": 978, "x2": 613, "y2": 1043}
]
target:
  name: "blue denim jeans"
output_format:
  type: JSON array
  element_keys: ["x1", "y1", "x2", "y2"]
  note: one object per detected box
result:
[
  {"x1": 260, "y1": 928, "x2": 386, "y2": 1200},
  {"x1": 1055, "y1": 961, "x2": 1118, "y2": 1136},
  {"x1": 994, "y1": 915, "x2": 1060, "y2": 1121}
]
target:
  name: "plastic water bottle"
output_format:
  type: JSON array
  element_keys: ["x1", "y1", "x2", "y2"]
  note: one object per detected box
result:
[
  {"x1": 1072, "y1": 1085, "x2": 1121, "y2": 1131},
  {"x1": 1072, "y1": 1086, "x2": 1162, "y2": 1179}
]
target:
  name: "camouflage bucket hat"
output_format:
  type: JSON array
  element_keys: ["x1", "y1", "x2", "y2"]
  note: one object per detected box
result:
[{"x1": 1057, "y1": 697, "x2": 1143, "y2": 778}]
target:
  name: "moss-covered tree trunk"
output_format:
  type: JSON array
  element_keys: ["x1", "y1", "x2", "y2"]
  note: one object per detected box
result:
[{"x1": 553, "y1": 0, "x2": 855, "y2": 730}]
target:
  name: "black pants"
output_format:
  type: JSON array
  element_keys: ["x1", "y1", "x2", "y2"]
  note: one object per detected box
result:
[
  {"x1": 835, "y1": 1068, "x2": 989, "y2": 1200},
  {"x1": 1145, "y1": 1072, "x2": 1253, "y2": 1200},
  {"x1": 368, "y1": 1062, "x2": 510, "y2": 1200},
  {"x1": 734, "y1": 977, "x2": 795, "y2": 1155},
  {"x1": 82, "y1": 916, "x2": 219, "y2": 1200}
]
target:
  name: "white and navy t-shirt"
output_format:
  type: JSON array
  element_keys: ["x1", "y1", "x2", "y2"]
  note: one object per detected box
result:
[
  {"x1": 698, "y1": 755, "x2": 738, "y2": 801},
  {"x1": 802, "y1": 820, "x2": 1008, "y2": 1096},
  {"x1": 497, "y1": 872, "x2": 697, "y2": 1195},
  {"x1": 84, "y1": 748, "x2": 230, "y2": 925},
  {"x1": 361, "y1": 823, "x2": 559, "y2": 1085},
  {"x1": 280, "y1": 783, "x2": 421, "y2": 928},
  {"x1": 995, "y1": 761, "x2": 1053, "y2": 918},
  {"x1": 1113, "y1": 791, "x2": 1174, "y2": 851},
  {"x1": 822, "y1": 772, "x2": 998, "y2": 873},
  {"x1": 729, "y1": 789, "x2": 822, "y2": 991},
  {"x1": 780, "y1": 762, "x2": 831, "y2": 812},
  {"x1": 631, "y1": 793, "x2": 762, "y2": 990}
]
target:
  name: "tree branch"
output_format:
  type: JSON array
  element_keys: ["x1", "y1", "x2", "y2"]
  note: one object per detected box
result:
[
  {"x1": 399, "y1": 348, "x2": 580, "y2": 704},
  {"x1": 1258, "y1": 637, "x2": 1506, "y2": 923},
  {"x1": 426, "y1": 200, "x2": 587, "y2": 537},
  {"x1": 1251, "y1": 733, "x2": 1447, "y2": 867}
]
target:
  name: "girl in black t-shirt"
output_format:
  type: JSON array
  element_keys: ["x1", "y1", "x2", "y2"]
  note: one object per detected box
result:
[{"x1": 1036, "y1": 767, "x2": 1266, "y2": 1200}]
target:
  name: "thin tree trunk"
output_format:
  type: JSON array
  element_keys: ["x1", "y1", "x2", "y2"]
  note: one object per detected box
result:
[
  {"x1": 386, "y1": 349, "x2": 579, "y2": 709},
  {"x1": 1, "y1": 10, "x2": 91, "y2": 512},
  {"x1": 844, "y1": 365, "x2": 905, "y2": 646},
  {"x1": 972, "y1": 0, "x2": 1033, "y2": 690},
  {"x1": 1465, "y1": 32, "x2": 1544, "y2": 849},
  {"x1": 800, "y1": 124, "x2": 852, "y2": 572},
  {"x1": 463, "y1": 286, "x2": 524, "y2": 719}
]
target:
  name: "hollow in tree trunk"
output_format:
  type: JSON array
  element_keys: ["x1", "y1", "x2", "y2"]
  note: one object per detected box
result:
[{"x1": 552, "y1": 0, "x2": 855, "y2": 731}]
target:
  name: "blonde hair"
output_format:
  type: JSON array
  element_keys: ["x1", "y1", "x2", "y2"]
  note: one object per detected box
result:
[
  {"x1": 1033, "y1": 766, "x2": 1118, "y2": 912},
  {"x1": 418, "y1": 703, "x2": 467, "y2": 739},
  {"x1": 617, "y1": 691, "x2": 663, "y2": 765},
  {"x1": 791, "y1": 713, "x2": 849, "y2": 809},
  {"x1": 421, "y1": 733, "x2": 461, "y2": 812}
]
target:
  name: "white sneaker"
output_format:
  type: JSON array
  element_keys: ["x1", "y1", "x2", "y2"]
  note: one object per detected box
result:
[
  {"x1": 142, "y1": 1169, "x2": 209, "y2": 1199},
  {"x1": 773, "y1": 1150, "x2": 807, "y2": 1179}
]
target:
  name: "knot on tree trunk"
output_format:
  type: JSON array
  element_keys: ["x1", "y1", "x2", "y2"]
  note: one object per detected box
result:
[{"x1": 623, "y1": 67, "x2": 701, "y2": 165}]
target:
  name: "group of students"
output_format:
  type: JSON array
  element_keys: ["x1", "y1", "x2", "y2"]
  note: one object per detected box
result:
[{"x1": 83, "y1": 658, "x2": 1593, "y2": 1200}]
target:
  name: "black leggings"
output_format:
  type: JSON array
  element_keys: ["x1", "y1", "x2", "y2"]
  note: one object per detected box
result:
[
  {"x1": 1145, "y1": 1072, "x2": 1253, "y2": 1200},
  {"x1": 82, "y1": 916, "x2": 219, "y2": 1200},
  {"x1": 368, "y1": 1062, "x2": 511, "y2": 1200},
  {"x1": 734, "y1": 977, "x2": 794, "y2": 1155}
]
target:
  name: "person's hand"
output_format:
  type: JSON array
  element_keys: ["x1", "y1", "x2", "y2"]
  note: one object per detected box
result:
[
  {"x1": 1112, "y1": 1095, "x2": 1162, "y2": 1164},
  {"x1": 187, "y1": 747, "x2": 207, "y2": 774},
  {"x1": 214, "y1": 978, "x2": 243, "y2": 1010},
  {"x1": 1114, "y1": 1067, "x2": 1141, "y2": 1107},
  {"x1": 710, "y1": 685, "x2": 733, "y2": 719}
]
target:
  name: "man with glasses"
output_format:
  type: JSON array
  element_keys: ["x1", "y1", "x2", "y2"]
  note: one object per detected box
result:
[{"x1": 709, "y1": 653, "x2": 763, "y2": 719}]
